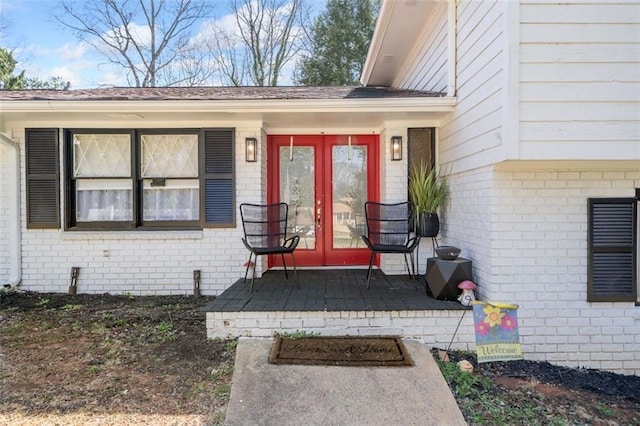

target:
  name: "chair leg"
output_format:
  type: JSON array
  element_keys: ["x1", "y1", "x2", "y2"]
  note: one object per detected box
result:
[
  {"x1": 403, "y1": 254, "x2": 411, "y2": 278},
  {"x1": 289, "y1": 252, "x2": 299, "y2": 288},
  {"x1": 250, "y1": 255, "x2": 257, "y2": 293},
  {"x1": 408, "y1": 253, "x2": 418, "y2": 291},
  {"x1": 366, "y1": 252, "x2": 375, "y2": 289},
  {"x1": 402, "y1": 253, "x2": 418, "y2": 290},
  {"x1": 431, "y1": 237, "x2": 439, "y2": 257},
  {"x1": 243, "y1": 253, "x2": 253, "y2": 283},
  {"x1": 281, "y1": 253, "x2": 289, "y2": 279}
]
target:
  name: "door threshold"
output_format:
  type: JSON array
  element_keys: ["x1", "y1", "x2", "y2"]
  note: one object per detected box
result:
[{"x1": 270, "y1": 266, "x2": 370, "y2": 271}]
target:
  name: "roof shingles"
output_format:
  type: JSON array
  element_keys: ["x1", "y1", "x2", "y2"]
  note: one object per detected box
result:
[{"x1": 0, "y1": 86, "x2": 443, "y2": 101}]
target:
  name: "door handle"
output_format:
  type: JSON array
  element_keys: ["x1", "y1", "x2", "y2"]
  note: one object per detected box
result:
[{"x1": 316, "y1": 199, "x2": 322, "y2": 228}]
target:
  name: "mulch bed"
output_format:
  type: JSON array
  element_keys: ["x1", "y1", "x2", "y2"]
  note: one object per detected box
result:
[
  {"x1": 439, "y1": 349, "x2": 640, "y2": 403},
  {"x1": 269, "y1": 335, "x2": 413, "y2": 367}
]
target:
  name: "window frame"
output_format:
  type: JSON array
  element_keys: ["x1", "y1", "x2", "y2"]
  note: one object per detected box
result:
[
  {"x1": 64, "y1": 128, "x2": 224, "y2": 231},
  {"x1": 137, "y1": 129, "x2": 202, "y2": 229},
  {"x1": 64, "y1": 129, "x2": 136, "y2": 231}
]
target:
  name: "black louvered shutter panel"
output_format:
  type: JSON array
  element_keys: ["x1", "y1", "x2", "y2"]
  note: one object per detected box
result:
[
  {"x1": 203, "y1": 129, "x2": 234, "y2": 227},
  {"x1": 26, "y1": 129, "x2": 60, "y2": 229},
  {"x1": 588, "y1": 198, "x2": 637, "y2": 302}
]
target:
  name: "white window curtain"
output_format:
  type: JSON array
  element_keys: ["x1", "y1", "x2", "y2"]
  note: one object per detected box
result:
[
  {"x1": 141, "y1": 134, "x2": 199, "y2": 221},
  {"x1": 142, "y1": 179, "x2": 199, "y2": 221},
  {"x1": 72, "y1": 132, "x2": 201, "y2": 223},
  {"x1": 73, "y1": 134, "x2": 132, "y2": 222}
]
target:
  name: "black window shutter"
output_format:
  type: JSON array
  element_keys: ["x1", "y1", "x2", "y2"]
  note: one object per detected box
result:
[
  {"x1": 202, "y1": 129, "x2": 235, "y2": 227},
  {"x1": 588, "y1": 198, "x2": 637, "y2": 302},
  {"x1": 25, "y1": 129, "x2": 60, "y2": 229}
]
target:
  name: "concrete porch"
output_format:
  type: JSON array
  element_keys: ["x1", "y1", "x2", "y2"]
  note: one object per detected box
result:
[{"x1": 204, "y1": 269, "x2": 476, "y2": 351}]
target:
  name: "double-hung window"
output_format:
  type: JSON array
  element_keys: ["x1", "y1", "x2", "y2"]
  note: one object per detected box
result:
[
  {"x1": 62, "y1": 128, "x2": 233, "y2": 230},
  {"x1": 72, "y1": 131, "x2": 134, "y2": 224},
  {"x1": 139, "y1": 132, "x2": 200, "y2": 225}
]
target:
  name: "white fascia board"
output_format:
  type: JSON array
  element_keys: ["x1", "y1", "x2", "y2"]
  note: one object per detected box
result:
[
  {"x1": 0, "y1": 97, "x2": 457, "y2": 114},
  {"x1": 361, "y1": 0, "x2": 395, "y2": 85}
]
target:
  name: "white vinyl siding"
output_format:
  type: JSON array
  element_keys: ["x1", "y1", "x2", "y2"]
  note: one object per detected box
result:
[
  {"x1": 519, "y1": 1, "x2": 640, "y2": 160},
  {"x1": 439, "y1": 0, "x2": 506, "y2": 172},
  {"x1": 394, "y1": 1, "x2": 448, "y2": 92}
]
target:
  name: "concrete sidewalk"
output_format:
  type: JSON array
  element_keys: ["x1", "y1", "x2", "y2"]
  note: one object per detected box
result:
[{"x1": 224, "y1": 338, "x2": 466, "y2": 426}]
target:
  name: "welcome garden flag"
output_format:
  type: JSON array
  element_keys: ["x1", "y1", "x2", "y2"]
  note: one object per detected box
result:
[{"x1": 472, "y1": 301, "x2": 523, "y2": 363}]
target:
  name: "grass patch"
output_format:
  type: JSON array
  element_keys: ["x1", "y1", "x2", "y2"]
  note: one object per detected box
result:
[
  {"x1": 35, "y1": 298, "x2": 50, "y2": 308},
  {"x1": 595, "y1": 403, "x2": 615, "y2": 417},
  {"x1": 224, "y1": 339, "x2": 238, "y2": 352},
  {"x1": 434, "y1": 356, "x2": 484, "y2": 397},
  {"x1": 277, "y1": 330, "x2": 319, "y2": 339},
  {"x1": 435, "y1": 351, "x2": 570, "y2": 425},
  {"x1": 210, "y1": 364, "x2": 234, "y2": 381},
  {"x1": 60, "y1": 304, "x2": 84, "y2": 312},
  {"x1": 212, "y1": 382, "x2": 232, "y2": 402},
  {"x1": 147, "y1": 321, "x2": 177, "y2": 343},
  {"x1": 91, "y1": 323, "x2": 108, "y2": 335}
]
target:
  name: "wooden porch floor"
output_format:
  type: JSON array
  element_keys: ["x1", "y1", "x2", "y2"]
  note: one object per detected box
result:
[{"x1": 203, "y1": 269, "x2": 467, "y2": 313}]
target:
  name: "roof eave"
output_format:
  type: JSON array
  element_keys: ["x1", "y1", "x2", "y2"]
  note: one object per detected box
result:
[
  {"x1": 361, "y1": 0, "x2": 395, "y2": 86},
  {"x1": 0, "y1": 97, "x2": 457, "y2": 114}
]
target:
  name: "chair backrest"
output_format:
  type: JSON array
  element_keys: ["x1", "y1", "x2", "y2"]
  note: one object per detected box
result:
[
  {"x1": 364, "y1": 201, "x2": 411, "y2": 246},
  {"x1": 240, "y1": 203, "x2": 288, "y2": 248}
]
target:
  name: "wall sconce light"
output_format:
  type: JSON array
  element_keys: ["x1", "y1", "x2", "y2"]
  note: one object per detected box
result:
[
  {"x1": 391, "y1": 136, "x2": 402, "y2": 161},
  {"x1": 245, "y1": 137, "x2": 257, "y2": 162}
]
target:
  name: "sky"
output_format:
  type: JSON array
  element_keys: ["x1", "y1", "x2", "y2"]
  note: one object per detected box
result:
[{"x1": 0, "y1": 0, "x2": 326, "y2": 89}]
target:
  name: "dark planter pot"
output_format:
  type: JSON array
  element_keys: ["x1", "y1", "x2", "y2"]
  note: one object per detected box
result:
[{"x1": 415, "y1": 212, "x2": 440, "y2": 237}]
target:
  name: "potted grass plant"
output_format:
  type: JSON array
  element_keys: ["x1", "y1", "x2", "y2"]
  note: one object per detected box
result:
[{"x1": 408, "y1": 161, "x2": 447, "y2": 237}]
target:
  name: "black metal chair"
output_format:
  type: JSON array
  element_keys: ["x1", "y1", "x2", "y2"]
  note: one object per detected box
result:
[
  {"x1": 240, "y1": 202, "x2": 300, "y2": 292},
  {"x1": 362, "y1": 201, "x2": 420, "y2": 289}
]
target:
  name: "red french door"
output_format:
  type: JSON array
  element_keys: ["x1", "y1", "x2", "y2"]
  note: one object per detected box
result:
[{"x1": 267, "y1": 135, "x2": 379, "y2": 267}]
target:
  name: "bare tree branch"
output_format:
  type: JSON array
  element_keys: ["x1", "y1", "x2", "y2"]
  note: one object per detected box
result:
[
  {"x1": 206, "y1": 0, "x2": 310, "y2": 86},
  {"x1": 55, "y1": 0, "x2": 211, "y2": 87}
]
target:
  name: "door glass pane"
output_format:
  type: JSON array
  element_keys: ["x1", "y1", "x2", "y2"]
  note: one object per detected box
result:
[
  {"x1": 280, "y1": 147, "x2": 315, "y2": 249},
  {"x1": 332, "y1": 145, "x2": 367, "y2": 248}
]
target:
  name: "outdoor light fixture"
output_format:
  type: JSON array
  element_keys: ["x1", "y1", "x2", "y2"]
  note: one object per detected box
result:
[
  {"x1": 391, "y1": 136, "x2": 402, "y2": 161},
  {"x1": 245, "y1": 137, "x2": 257, "y2": 162}
]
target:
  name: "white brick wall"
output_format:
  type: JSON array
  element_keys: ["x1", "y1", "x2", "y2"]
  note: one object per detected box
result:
[
  {"x1": 490, "y1": 165, "x2": 640, "y2": 374},
  {"x1": 452, "y1": 163, "x2": 640, "y2": 374},
  {"x1": 21, "y1": 230, "x2": 248, "y2": 295},
  {"x1": 206, "y1": 309, "x2": 475, "y2": 352},
  {"x1": 8, "y1": 126, "x2": 412, "y2": 293},
  {"x1": 378, "y1": 128, "x2": 412, "y2": 274},
  {"x1": 16, "y1": 129, "x2": 264, "y2": 296},
  {"x1": 377, "y1": 161, "x2": 640, "y2": 374},
  {"x1": 6, "y1": 120, "x2": 640, "y2": 374},
  {"x1": 434, "y1": 166, "x2": 495, "y2": 300}
]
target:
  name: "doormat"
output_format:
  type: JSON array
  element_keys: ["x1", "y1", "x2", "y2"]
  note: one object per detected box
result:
[{"x1": 269, "y1": 336, "x2": 413, "y2": 367}]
